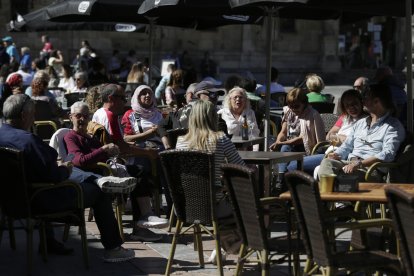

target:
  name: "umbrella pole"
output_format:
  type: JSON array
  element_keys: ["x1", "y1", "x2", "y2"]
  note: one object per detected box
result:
[
  {"x1": 148, "y1": 18, "x2": 155, "y2": 88},
  {"x1": 264, "y1": 9, "x2": 276, "y2": 151},
  {"x1": 406, "y1": 0, "x2": 413, "y2": 132}
]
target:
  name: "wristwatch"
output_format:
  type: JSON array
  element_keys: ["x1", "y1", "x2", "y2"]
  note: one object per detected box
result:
[{"x1": 354, "y1": 160, "x2": 363, "y2": 168}]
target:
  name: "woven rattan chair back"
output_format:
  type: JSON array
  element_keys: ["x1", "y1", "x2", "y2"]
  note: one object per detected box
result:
[
  {"x1": 320, "y1": 113, "x2": 339, "y2": 133},
  {"x1": 285, "y1": 170, "x2": 332, "y2": 266},
  {"x1": 221, "y1": 163, "x2": 268, "y2": 251},
  {"x1": 0, "y1": 147, "x2": 31, "y2": 218},
  {"x1": 386, "y1": 186, "x2": 414, "y2": 276},
  {"x1": 160, "y1": 149, "x2": 215, "y2": 225}
]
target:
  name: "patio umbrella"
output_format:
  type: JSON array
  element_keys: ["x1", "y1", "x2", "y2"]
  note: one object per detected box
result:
[
  {"x1": 231, "y1": 0, "x2": 414, "y2": 132},
  {"x1": 138, "y1": 0, "x2": 311, "y2": 150},
  {"x1": 6, "y1": 9, "x2": 146, "y2": 33}
]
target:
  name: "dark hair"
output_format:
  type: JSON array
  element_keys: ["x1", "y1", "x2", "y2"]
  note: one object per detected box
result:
[
  {"x1": 238, "y1": 78, "x2": 257, "y2": 93},
  {"x1": 224, "y1": 74, "x2": 242, "y2": 92},
  {"x1": 271, "y1": 67, "x2": 279, "y2": 81},
  {"x1": 365, "y1": 84, "x2": 395, "y2": 113},
  {"x1": 339, "y1": 89, "x2": 363, "y2": 115}
]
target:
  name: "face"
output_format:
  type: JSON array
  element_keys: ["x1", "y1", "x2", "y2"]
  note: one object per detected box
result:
[
  {"x1": 109, "y1": 87, "x2": 127, "y2": 115},
  {"x1": 342, "y1": 96, "x2": 362, "y2": 118},
  {"x1": 75, "y1": 77, "x2": 86, "y2": 88},
  {"x1": 362, "y1": 94, "x2": 377, "y2": 114},
  {"x1": 138, "y1": 88, "x2": 153, "y2": 108},
  {"x1": 230, "y1": 91, "x2": 246, "y2": 112},
  {"x1": 70, "y1": 106, "x2": 90, "y2": 132},
  {"x1": 353, "y1": 80, "x2": 363, "y2": 93},
  {"x1": 197, "y1": 90, "x2": 218, "y2": 105},
  {"x1": 288, "y1": 101, "x2": 305, "y2": 116}
]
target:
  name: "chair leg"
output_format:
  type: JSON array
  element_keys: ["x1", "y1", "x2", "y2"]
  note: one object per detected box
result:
[
  {"x1": 165, "y1": 219, "x2": 183, "y2": 276},
  {"x1": 235, "y1": 243, "x2": 247, "y2": 276},
  {"x1": 167, "y1": 206, "x2": 175, "y2": 233},
  {"x1": 87, "y1": 208, "x2": 94, "y2": 222},
  {"x1": 39, "y1": 221, "x2": 48, "y2": 262},
  {"x1": 7, "y1": 217, "x2": 16, "y2": 250},
  {"x1": 194, "y1": 224, "x2": 204, "y2": 268},
  {"x1": 212, "y1": 220, "x2": 223, "y2": 276},
  {"x1": 62, "y1": 224, "x2": 70, "y2": 242},
  {"x1": 79, "y1": 216, "x2": 89, "y2": 269},
  {"x1": 261, "y1": 250, "x2": 269, "y2": 276},
  {"x1": 27, "y1": 218, "x2": 33, "y2": 275},
  {"x1": 115, "y1": 195, "x2": 124, "y2": 241}
]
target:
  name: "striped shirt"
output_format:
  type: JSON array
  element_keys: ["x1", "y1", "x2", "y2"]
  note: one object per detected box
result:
[{"x1": 176, "y1": 133, "x2": 245, "y2": 186}]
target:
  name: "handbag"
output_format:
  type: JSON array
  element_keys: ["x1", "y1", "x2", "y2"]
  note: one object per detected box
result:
[{"x1": 107, "y1": 157, "x2": 130, "y2": 178}]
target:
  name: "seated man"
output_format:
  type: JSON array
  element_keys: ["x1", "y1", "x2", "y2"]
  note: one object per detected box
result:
[
  {"x1": 318, "y1": 84, "x2": 405, "y2": 181},
  {"x1": 0, "y1": 94, "x2": 134, "y2": 262},
  {"x1": 91, "y1": 84, "x2": 168, "y2": 241}
]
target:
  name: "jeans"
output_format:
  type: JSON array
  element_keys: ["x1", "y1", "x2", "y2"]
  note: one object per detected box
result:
[
  {"x1": 32, "y1": 177, "x2": 123, "y2": 250},
  {"x1": 287, "y1": 154, "x2": 325, "y2": 176},
  {"x1": 278, "y1": 144, "x2": 306, "y2": 173}
]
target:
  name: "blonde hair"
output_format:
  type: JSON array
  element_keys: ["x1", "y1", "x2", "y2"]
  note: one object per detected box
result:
[
  {"x1": 306, "y1": 74, "x2": 325, "y2": 93},
  {"x1": 222, "y1": 86, "x2": 251, "y2": 111},
  {"x1": 182, "y1": 100, "x2": 221, "y2": 151}
]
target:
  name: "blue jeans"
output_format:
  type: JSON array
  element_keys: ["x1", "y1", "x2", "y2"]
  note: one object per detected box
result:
[
  {"x1": 32, "y1": 177, "x2": 123, "y2": 250},
  {"x1": 278, "y1": 144, "x2": 305, "y2": 173},
  {"x1": 287, "y1": 154, "x2": 325, "y2": 176}
]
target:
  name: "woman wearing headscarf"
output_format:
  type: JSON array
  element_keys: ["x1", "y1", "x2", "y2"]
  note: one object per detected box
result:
[{"x1": 121, "y1": 85, "x2": 163, "y2": 148}]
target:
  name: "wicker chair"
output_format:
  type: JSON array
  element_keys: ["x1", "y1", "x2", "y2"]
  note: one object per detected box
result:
[
  {"x1": 0, "y1": 147, "x2": 89, "y2": 274},
  {"x1": 284, "y1": 170, "x2": 403, "y2": 276},
  {"x1": 159, "y1": 149, "x2": 223, "y2": 276},
  {"x1": 221, "y1": 164, "x2": 302, "y2": 276},
  {"x1": 385, "y1": 185, "x2": 414, "y2": 276}
]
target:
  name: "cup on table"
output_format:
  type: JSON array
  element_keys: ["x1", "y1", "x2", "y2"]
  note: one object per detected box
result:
[{"x1": 319, "y1": 174, "x2": 336, "y2": 193}]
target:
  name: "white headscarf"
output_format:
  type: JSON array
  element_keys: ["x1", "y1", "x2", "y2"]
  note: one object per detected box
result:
[{"x1": 130, "y1": 85, "x2": 161, "y2": 120}]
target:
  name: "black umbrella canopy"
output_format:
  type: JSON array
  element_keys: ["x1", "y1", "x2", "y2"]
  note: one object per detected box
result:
[{"x1": 7, "y1": 8, "x2": 146, "y2": 33}]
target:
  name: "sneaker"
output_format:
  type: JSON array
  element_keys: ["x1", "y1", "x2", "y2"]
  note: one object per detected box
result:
[
  {"x1": 129, "y1": 228, "x2": 163, "y2": 242},
  {"x1": 97, "y1": 176, "x2": 136, "y2": 193},
  {"x1": 137, "y1": 215, "x2": 169, "y2": 229},
  {"x1": 208, "y1": 248, "x2": 227, "y2": 265},
  {"x1": 103, "y1": 246, "x2": 135, "y2": 263}
]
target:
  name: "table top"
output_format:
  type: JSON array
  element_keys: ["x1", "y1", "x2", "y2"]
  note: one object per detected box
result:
[
  {"x1": 232, "y1": 137, "x2": 265, "y2": 147},
  {"x1": 279, "y1": 183, "x2": 414, "y2": 203},
  {"x1": 238, "y1": 151, "x2": 304, "y2": 164}
]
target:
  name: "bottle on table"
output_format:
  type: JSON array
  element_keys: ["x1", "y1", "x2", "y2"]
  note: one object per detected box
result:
[{"x1": 241, "y1": 115, "x2": 249, "y2": 140}]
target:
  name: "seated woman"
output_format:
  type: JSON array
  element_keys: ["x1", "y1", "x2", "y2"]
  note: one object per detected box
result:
[
  {"x1": 176, "y1": 100, "x2": 246, "y2": 261},
  {"x1": 72, "y1": 71, "x2": 89, "y2": 94},
  {"x1": 165, "y1": 69, "x2": 185, "y2": 107},
  {"x1": 121, "y1": 85, "x2": 163, "y2": 149},
  {"x1": 269, "y1": 88, "x2": 325, "y2": 188},
  {"x1": 311, "y1": 89, "x2": 367, "y2": 178},
  {"x1": 218, "y1": 86, "x2": 260, "y2": 142},
  {"x1": 306, "y1": 74, "x2": 330, "y2": 103},
  {"x1": 64, "y1": 101, "x2": 168, "y2": 242}
]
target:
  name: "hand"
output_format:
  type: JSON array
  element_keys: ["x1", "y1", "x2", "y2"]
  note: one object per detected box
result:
[
  {"x1": 342, "y1": 163, "x2": 357, "y2": 174},
  {"x1": 102, "y1": 143, "x2": 120, "y2": 157},
  {"x1": 327, "y1": 152, "x2": 341, "y2": 160},
  {"x1": 60, "y1": 161, "x2": 73, "y2": 175},
  {"x1": 146, "y1": 125, "x2": 158, "y2": 136},
  {"x1": 269, "y1": 141, "x2": 284, "y2": 151}
]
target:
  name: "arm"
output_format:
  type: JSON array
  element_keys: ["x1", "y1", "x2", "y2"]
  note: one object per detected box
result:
[
  {"x1": 155, "y1": 75, "x2": 168, "y2": 100},
  {"x1": 165, "y1": 87, "x2": 174, "y2": 105},
  {"x1": 124, "y1": 126, "x2": 158, "y2": 143}
]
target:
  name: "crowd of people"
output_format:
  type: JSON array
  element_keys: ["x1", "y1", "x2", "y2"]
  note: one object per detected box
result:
[{"x1": 0, "y1": 33, "x2": 410, "y2": 265}]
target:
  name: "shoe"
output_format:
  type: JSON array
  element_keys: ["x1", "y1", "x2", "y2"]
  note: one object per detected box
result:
[
  {"x1": 103, "y1": 246, "x2": 135, "y2": 263},
  {"x1": 208, "y1": 248, "x2": 227, "y2": 265},
  {"x1": 97, "y1": 176, "x2": 137, "y2": 193},
  {"x1": 137, "y1": 215, "x2": 169, "y2": 229},
  {"x1": 44, "y1": 239, "x2": 74, "y2": 256},
  {"x1": 129, "y1": 228, "x2": 163, "y2": 242}
]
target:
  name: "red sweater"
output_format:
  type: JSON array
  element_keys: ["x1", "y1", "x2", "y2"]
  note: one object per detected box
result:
[{"x1": 64, "y1": 130, "x2": 108, "y2": 168}]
